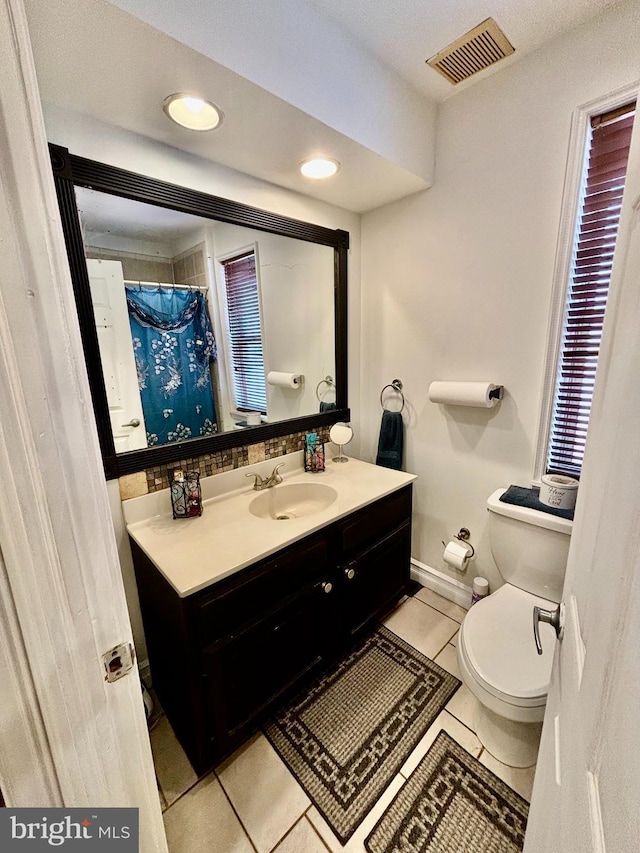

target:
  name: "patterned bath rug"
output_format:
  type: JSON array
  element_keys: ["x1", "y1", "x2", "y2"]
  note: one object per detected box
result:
[
  {"x1": 365, "y1": 730, "x2": 529, "y2": 853},
  {"x1": 263, "y1": 626, "x2": 460, "y2": 844}
]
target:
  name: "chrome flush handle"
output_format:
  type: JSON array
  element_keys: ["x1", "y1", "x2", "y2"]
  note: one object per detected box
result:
[
  {"x1": 533, "y1": 603, "x2": 564, "y2": 655},
  {"x1": 121, "y1": 418, "x2": 141, "y2": 428}
]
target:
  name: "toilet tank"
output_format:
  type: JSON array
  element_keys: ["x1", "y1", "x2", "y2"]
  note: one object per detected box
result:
[{"x1": 487, "y1": 488, "x2": 572, "y2": 603}]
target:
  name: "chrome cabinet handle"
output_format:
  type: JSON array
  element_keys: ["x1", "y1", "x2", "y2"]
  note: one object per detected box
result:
[
  {"x1": 121, "y1": 418, "x2": 141, "y2": 428},
  {"x1": 533, "y1": 603, "x2": 564, "y2": 655},
  {"x1": 322, "y1": 581, "x2": 333, "y2": 594},
  {"x1": 344, "y1": 567, "x2": 355, "y2": 580}
]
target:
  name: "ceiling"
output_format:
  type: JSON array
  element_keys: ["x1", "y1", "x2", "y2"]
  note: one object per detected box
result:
[
  {"x1": 76, "y1": 187, "x2": 208, "y2": 255},
  {"x1": 25, "y1": 0, "x2": 624, "y2": 214},
  {"x1": 307, "y1": 0, "x2": 624, "y2": 101}
]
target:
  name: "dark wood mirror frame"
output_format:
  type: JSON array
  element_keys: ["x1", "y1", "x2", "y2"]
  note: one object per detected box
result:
[{"x1": 49, "y1": 144, "x2": 350, "y2": 479}]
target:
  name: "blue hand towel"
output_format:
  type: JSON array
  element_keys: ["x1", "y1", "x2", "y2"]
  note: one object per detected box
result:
[
  {"x1": 499, "y1": 485, "x2": 574, "y2": 520},
  {"x1": 376, "y1": 410, "x2": 403, "y2": 470},
  {"x1": 319, "y1": 401, "x2": 337, "y2": 413}
]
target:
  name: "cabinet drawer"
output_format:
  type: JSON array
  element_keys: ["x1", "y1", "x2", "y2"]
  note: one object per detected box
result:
[
  {"x1": 339, "y1": 486, "x2": 412, "y2": 557},
  {"x1": 192, "y1": 535, "x2": 331, "y2": 646}
]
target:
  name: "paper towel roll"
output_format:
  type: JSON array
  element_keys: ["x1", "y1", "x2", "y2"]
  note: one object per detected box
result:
[
  {"x1": 267, "y1": 371, "x2": 303, "y2": 389},
  {"x1": 428, "y1": 381, "x2": 502, "y2": 408},
  {"x1": 443, "y1": 539, "x2": 471, "y2": 571}
]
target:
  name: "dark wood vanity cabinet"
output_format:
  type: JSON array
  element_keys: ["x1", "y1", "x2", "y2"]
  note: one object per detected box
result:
[
  {"x1": 197, "y1": 534, "x2": 338, "y2": 759},
  {"x1": 131, "y1": 484, "x2": 412, "y2": 775},
  {"x1": 337, "y1": 486, "x2": 413, "y2": 640}
]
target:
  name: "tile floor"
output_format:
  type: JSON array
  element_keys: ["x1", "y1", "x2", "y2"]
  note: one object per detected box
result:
[{"x1": 151, "y1": 587, "x2": 537, "y2": 852}]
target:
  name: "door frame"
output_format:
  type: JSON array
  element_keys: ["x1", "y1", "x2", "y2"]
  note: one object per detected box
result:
[{"x1": 0, "y1": 1, "x2": 167, "y2": 848}]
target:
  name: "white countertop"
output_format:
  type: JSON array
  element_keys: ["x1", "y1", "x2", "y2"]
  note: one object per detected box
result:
[{"x1": 124, "y1": 454, "x2": 416, "y2": 597}]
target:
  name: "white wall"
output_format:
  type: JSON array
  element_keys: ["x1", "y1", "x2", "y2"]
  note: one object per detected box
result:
[
  {"x1": 360, "y1": 1, "x2": 640, "y2": 594},
  {"x1": 42, "y1": 105, "x2": 361, "y2": 657}
]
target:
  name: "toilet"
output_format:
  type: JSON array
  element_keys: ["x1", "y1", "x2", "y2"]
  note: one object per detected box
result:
[{"x1": 457, "y1": 488, "x2": 572, "y2": 768}]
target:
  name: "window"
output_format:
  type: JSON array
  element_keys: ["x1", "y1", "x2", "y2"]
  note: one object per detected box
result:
[
  {"x1": 545, "y1": 100, "x2": 636, "y2": 479},
  {"x1": 220, "y1": 250, "x2": 267, "y2": 413}
]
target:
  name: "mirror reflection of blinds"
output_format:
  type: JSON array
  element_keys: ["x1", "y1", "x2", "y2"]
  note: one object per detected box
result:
[
  {"x1": 547, "y1": 101, "x2": 636, "y2": 478},
  {"x1": 222, "y1": 251, "x2": 267, "y2": 413}
]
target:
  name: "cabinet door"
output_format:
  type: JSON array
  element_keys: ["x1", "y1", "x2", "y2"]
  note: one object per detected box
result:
[
  {"x1": 341, "y1": 521, "x2": 411, "y2": 641},
  {"x1": 193, "y1": 535, "x2": 330, "y2": 648},
  {"x1": 202, "y1": 575, "x2": 336, "y2": 758}
]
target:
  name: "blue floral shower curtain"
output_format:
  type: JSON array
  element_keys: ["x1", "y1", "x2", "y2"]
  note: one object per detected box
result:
[{"x1": 125, "y1": 287, "x2": 217, "y2": 446}]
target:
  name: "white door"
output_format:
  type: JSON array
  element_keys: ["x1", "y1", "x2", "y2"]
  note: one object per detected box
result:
[
  {"x1": 0, "y1": 2, "x2": 167, "y2": 848},
  {"x1": 87, "y1": 258, "x2": 147, "y2": 450},
  {"x1": 524, "y1": 121, "x2": 640, "y2": 851}
]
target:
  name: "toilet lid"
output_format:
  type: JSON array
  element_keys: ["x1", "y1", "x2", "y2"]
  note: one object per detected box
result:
[{"x1": 461, "y1": 584, "x2": 557, "y2": 702}]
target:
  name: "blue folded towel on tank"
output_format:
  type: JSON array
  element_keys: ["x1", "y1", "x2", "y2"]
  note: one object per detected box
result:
[
  {"x1": 376, "y1": 410, "x2": 403, "y2": 471},
  {"x1": 499, "y1": 485, "x2": 574, "y2": 520}
]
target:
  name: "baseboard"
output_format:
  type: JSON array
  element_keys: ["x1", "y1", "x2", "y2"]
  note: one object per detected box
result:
[{"x1": 410, "y1": 559, "x2": 473, "y2": 610}]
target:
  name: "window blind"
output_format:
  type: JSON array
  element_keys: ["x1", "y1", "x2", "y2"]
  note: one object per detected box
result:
[
  {"x1": 547, "y1": 102, "x2": 636, "y2": 478},
  {"x1": 222, "y1": 252, "x2": 267, "y2": 413}
]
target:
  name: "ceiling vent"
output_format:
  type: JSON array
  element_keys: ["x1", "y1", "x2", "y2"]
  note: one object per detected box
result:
[{"x1": 427, "y1": 18, "x2": 515, "y2": 85}]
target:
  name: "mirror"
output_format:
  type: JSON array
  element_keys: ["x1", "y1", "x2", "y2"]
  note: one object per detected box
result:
[
  {"x1": 76, "y1": 187, "x2": 336, "y2": 450},
  {"x1": 50, "y1": 146, "x2": 349, "y2": 478},
  {"x1": 329, "y1": 422, "x2": 354, "y2": 463}
]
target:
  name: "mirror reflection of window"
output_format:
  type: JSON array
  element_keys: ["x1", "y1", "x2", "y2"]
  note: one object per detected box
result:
[{"x1": 220, "y1": 250, "x2": 267, "y2": 419}]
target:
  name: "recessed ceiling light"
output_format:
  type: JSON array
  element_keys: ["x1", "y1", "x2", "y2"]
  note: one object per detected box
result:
[
  {"x1": 299, "y1": 157, "x2": 340, "y2": 179},
  {"x1": 163, "y1": 93, "x2": 223, "y2": 131}
]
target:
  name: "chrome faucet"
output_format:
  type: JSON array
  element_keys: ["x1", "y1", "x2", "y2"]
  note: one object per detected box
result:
[{"x1": 245, "y1": 463, "x2": 284, "y2": 491}]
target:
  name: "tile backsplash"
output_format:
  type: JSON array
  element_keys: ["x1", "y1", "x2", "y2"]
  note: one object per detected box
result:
[{"x1": 118, "y1": 424, "x2": 332, "y2": 500}]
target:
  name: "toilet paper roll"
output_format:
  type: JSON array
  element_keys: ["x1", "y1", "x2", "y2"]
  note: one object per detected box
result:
[
  {"x1": 428, "y1": 381, "x2": 501, "y2": 408},
  {"x1": 267, "y1": 371, "x2": 303, "y2": 389},
  {"x1": 539, "y1": 474, "x2": 579, "y2": 510},
  {"x1": 443, "y1": 539, "x2": 471, "y2": 571}
]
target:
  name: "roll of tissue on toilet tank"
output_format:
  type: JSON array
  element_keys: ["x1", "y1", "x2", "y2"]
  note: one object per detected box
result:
[{"x1": 471, "y1": 577, "x2": 489, "y2": 606}]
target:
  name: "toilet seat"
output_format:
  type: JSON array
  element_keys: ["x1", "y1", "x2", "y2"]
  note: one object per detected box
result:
[{"x1": 459, "y1": 583, "x2": 557, "y2": 708}]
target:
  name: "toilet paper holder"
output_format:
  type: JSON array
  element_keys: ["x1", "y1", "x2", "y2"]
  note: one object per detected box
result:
[{"x1": 442, "y1": 527, "x2": 476, "y2": 558}]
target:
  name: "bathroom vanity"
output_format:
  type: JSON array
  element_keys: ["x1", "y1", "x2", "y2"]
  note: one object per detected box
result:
[{"x1": 125, "y1": 457, "x2": 415, "y2": 774}]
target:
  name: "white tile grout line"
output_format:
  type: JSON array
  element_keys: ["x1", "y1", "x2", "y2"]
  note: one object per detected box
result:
[
  {"x1": 212, "y1": 767, "x2": 261, "y2": 853},
  {"x1": 411, "y1": 592, "x2": 463, "y2": 625},
  {"x1": 267, "y1": 817, "x2": 303, "y2": 852},
  {"x1": 413, "y1": 591, "x2": 465, "y2": 624},
  {"x1": 160, "y1": 764, "x2": 259, "y2": 853},
  {"x1": 267, "y1": 813, "x2": 334, "y2": 853},
  {"x1": 159, "y1": 770, "x2": 209, "y2": 814},
  {"x1": 302, "y1": 811, "x2": 334, "y2": 853}
]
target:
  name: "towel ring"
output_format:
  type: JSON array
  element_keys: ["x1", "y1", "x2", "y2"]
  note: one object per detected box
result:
[
  {"x1": 380, "y1": 379, "x2": 405, "y2": 412},
  {"x1": 316, "y1": 375, "x2": 334, "y2": 401}
]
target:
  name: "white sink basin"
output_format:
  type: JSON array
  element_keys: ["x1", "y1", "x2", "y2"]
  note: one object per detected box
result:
[{"x1": 249, "y1": 482, "x2": 338, "y2": 520}]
